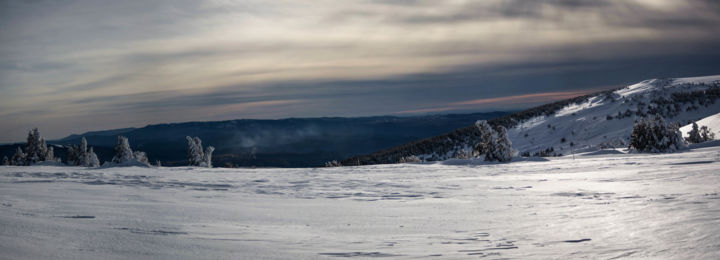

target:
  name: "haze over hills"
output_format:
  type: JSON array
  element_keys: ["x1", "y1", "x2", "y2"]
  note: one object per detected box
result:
[
  {"x1": 0, "y1": 112, "x2": 509, "y2": 167},
  {"x1": 343, "y1": 75, "x2": 720, "y2": 165}
]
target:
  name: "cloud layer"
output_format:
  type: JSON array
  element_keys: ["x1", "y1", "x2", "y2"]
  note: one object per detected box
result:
[{"x1": 1, "y1": 0, "x2": 720, "y2": 142}]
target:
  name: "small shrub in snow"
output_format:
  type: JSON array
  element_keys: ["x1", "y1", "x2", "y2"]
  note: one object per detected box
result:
[
  {"x1": 186, "y1": 136, "x2": 214, "y2": 167},
  {"x1": 398, "y1": 155, "x2": 422, "y2": 163},
  {"x1": 324, "y1": 160, "x2": 342, "y2": 167},
  {"x1": 474, "y1": 120, "x2": 516, "y2": 162},
  {"x1": 629, "y1": 114, "x2": 687, "y2": 153},
  {"x1": 2, "y1": 156, "x2": 8, "y2": 166},
  {"x1": 686, "y1": 122, "x2": 715, "y2": 143}
]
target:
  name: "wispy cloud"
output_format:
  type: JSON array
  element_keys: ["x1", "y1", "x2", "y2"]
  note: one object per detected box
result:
[
  {"x1": 1, "y1": 0, "x2": 720, "y2": 141},
  {"x1": 396, "y1": 88, "x2": 603, "y2": 115}
]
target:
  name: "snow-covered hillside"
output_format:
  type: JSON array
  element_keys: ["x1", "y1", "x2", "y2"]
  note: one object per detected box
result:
[
  {"x1": 509, "y1": 75, "x2": 720, "y2": 155},
  {"x1": 345, "y1": 75, "x2": 720, "y2": 165},
  {"x1": 681, "y1": 112, "x2": 720, "y2": 138},
  {"x1": 2, "y1": 146, "x2": 720, "y2": 259}
]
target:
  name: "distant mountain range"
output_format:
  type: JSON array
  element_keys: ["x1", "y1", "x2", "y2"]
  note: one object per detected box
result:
[
  {"x1": 342, "y1": 75, "x2": 720, "y2": 165},
  {"x1": 0, "y1": 112, "x2": 509, "y2": 167}
]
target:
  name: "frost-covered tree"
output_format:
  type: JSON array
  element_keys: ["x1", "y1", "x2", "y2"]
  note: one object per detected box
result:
[
  {"x1": 686, "y1": 122, "x2": 715, "y2": 143},
  {"x1": 2, "y1": 156, "x2": 9, "y2": 166},
  {"x1": 66, "y1": 138, "x2": 99, "y2": 167},
  {"x1": 186, "y1": 136, "x2": 204, "y2": 166},
  {"x1": 186, "y1": 136, "x2": 214, "y2": 167},
  {"x1": 65, "y1": 145, "x2": 80, "y2": 165},
  {"x1": 700, "y1": 126, "x2": 715, "y2": 141},
  {"x1": 629, "y1": 114, "x2": 687, "y2": 153},
  {"x1": 11, "y1": 147, "x2": 26, "y2": 166},
  {"x1": 87, "y1": 147, "x2": 100, "y2": 167},
  {"x1": 203, "y1": 146, "x2": 215, "y2": 168},
  {"x1": 324, "y1": 160, "x2": 342, "y2": 167},
  {"x1": 686, "y1": 122, "x2": 702, "y2": 143},
  {"x1": 474, "y1": 120, "x2": 515, "y2": 162},
  {"x1": 24, "y1": 128, "x2": 50, "y2": 164},
  {"x1": 46, "y1": 146, "x2": 55, "y2": 162},
  {"x1": 109, "y1": 136, "x2": 150, "y2": 166},
  {"x1": 112, "y1": 136, "x2": 135, "y2": 163},
  {"x1": 493, "y1": 126, "x2": 515, "y2": 162}
]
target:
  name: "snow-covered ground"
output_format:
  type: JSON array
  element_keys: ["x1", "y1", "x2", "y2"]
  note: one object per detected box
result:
[
  {"x1": 681, "y1": 112, "x2": 720, "y2": 138},
  {"x1": 2, "y1": 147, "x2": 720, "y2": 259},
  {"x1": 508, "y1": 75, "x2": 720, "y2": 155}
]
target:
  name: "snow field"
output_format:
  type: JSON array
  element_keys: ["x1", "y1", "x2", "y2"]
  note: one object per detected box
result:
[{"x1": 1, "y1": 146, "x2": 720, "y2": 259}]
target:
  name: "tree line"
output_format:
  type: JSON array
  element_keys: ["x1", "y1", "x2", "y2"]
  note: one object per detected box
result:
[{"x1": 2, "y1": 128, "x2": 215, "y2": 168}]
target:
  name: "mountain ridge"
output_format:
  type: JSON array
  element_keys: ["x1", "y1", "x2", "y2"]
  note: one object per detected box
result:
[{"x1": 341, "y1": 75, "x2": 720, "y2": 165}]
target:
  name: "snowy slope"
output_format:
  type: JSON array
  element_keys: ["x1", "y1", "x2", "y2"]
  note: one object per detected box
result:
[
  {"x1": 680, "y1": 112, "x2": 720, "y2": 138},
  {"x1": 2, "y1": 146, "x2": 720, "y2": 259},
  {"x1": 508, "y1": 75, "x2": 720, "y2": 155},
  {"x1": 343, "y1": 75, "x2": 720, "y2": 165}
]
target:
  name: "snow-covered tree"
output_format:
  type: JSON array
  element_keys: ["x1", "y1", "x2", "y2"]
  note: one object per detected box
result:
[
  {"x1": 686, "y1": 122, "x2": 702, "y2": 143},
  {"x1": 108, "y1": 136, "x2": 149, "y2": 167},
  {"x1": 112, "y1": 136, "x2": 135, "y2": 163},
  {"x1": 324, "y1": 160, "x2": 342, "y2": 167},
  {"x1": 629, "y1": 114, "x2": 687, "y2": 153},
  {"x1": 493, "y1": 126, "x2": 515, "y2": 162},
  {"x1": 203, "y1": 146, "x2": 215, "y2": 168},
  {"x1": 24, "y1": 128, "x2": 50, "y2": 164},
  {"x1": 87, "y1": 147, "x2": 100, "y2": 167},
  {"x1": 686, "y1": 122, "x2": 715, "y2": 143},
  {"x1": 11, "y1": 147, "x2": 26, "y2": 166},
  {"x1": 186, "y1": 136, "x2": 214, "y2": 167},
  {"x1": 66, "y1": 138, "x2": 99, "y2": 167},
  {"x1": 700, "y1": 126, "x2": 715, "y2": 141},
  {"x1": 474, "y1": 120, "x2": 515, "y2": 162},
  {"x1": 186, "y1": 136, "x2": 204, "y2": 166},
  {"x1": 2, "y1": 156, "x2": 8, "y2": 166},
  {"x1": 46, "y1": 146, "x2": 55, "y2": 162}
]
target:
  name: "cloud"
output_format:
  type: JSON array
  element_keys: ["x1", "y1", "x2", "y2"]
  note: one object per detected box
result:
[{"x1": 1, "y1": 0, "x2": 720, "y2": 142}]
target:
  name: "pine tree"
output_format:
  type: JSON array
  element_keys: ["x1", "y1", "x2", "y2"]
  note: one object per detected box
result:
[
  {"x1": 2, "y1": 156, "x2": 8, "y2": 166},
  {"x1": 493, "y1": 126, "x2": 514, "y2": 162},
  {"x1": 186, "y1": 136, "x2": 214, "y2": 167},
  {"x1": 699, "y1": 126, "x2": 715, "y2": 141},
  {"x1": 11, "y1": 147, "x2": 26, "y2": 166},
  {"x1": 186, "y1": 136, "x2": 204, "y2": 166},
  {"x1": 46, "y1": 146, "x2": 55, "y2": 161},
  {"x1": 25, "y1": 128, "x2": 44, "y2": 164},
  {"x1": 686, "y1": 122, "x2": 701, "y2": 143},
  {"x1": 203, "y1": 146, "x2": 215, "y2": 168},
  {"x1": 77, "y1": 137, "x2": 90, "y2": 166},
  {"x1": 629, "y1": 114, "x2": 687, "y2": 152},
  {"x1": 112, "y1": 136, "x2": 135, "y2": 163},
  {"x1": 66, "y1": 145, "x2": 80, "y2": 165},
  {"x1": 474, "y1": 120, "x2": 515, "y2": 162},
  {"x1": 87, "y1": 147, "x2": 100, "y2": 167}
]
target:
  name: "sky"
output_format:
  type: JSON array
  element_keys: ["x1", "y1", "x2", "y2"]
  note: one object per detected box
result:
[{"x1": 2, "y1": 0, "x2": 720, "y2": 143}]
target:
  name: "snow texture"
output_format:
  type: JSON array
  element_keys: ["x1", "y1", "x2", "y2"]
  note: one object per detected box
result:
[{"x1": 1, "y1": 145, "x2": 719, "y2": 259}]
